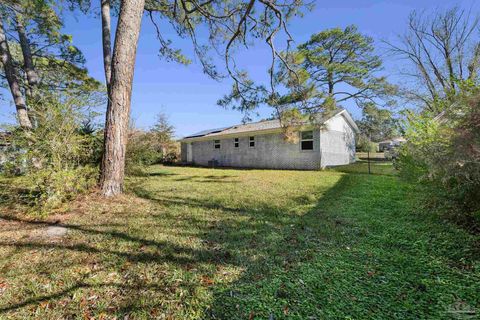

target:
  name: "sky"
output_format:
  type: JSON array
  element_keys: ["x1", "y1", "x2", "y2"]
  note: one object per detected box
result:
[{"x1": 1, "y1": 0, "x2": 479, "y2": 137}]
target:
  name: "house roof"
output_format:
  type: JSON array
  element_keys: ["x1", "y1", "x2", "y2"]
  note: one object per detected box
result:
[{"x1": 181, "y1": 108, "x2": 359, "y2": 142}]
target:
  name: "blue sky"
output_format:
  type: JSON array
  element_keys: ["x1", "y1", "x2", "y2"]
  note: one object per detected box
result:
[{"x1": 1, "y1": 0, "x2": 478, "y2": 137}]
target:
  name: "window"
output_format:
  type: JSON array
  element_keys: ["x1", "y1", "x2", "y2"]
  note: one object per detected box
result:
[
  {"x1": 249, "y1": 136, "x2": 255, "y2": 148},
  {"x1": 214, "y1": 140, "x2": 221, "y2": 149},
  {"x1": 301, "y1": 131, "x2": 314, "y2": 150},
  {"x1": 234, "y1": 138, "x2": 239, "y2": 148}
]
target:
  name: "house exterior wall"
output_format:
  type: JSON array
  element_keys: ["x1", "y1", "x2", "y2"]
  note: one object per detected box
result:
[
  {"x1": 320, "y1": 115, "x2": 356, "y2": 167},
  {"x1": 184, "y1": 130, "x2": 322, "y2": 170},
  {"x1": 180, "y1": 142, "x2": 188, "y2": 163},
  {"x1": 180, "y1": 113, "x2": 357, "y2": 170}
]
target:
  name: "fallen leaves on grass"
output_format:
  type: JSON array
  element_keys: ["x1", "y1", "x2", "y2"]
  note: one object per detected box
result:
[
  {"x1": 200, "y1": 275, "x2": 215, "y2": 286},
  {"x1": 0, "y1": 278, "x2": 8, "y2": 295}
]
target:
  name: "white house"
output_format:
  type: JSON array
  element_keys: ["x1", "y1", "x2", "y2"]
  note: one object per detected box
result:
[{"x1": 180, "y1": 108, "x2": 359, "y2": 170}]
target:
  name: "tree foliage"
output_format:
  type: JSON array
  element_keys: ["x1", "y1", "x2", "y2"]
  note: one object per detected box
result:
[
  {"x1": 2, "y1": 91, "x2": 101, "y2": 213},
  {"x1": 125, "y1": 112, "x2": 179, "y2": 175},
  {"x1": 0, "y1": 0, "x2": 104, "y2": 127},
  {"x1": 271, "y1": 25, "x2": 395, "y2": 116},
  {"x1": 0, "y1": 0, "x2": 104, "y2": 213},
  {"x1": 357, "y1": 103, "x2": 399, "y2": 142},
  {"x1": 386, "y1": 7, "x2": 480, "y2": 112},
  {"x1": 397, "y1": 81, "x2": 480, "y2": 228},
  {"x1": 152, "y1": 112, "x2": 174, "y2": 143}
]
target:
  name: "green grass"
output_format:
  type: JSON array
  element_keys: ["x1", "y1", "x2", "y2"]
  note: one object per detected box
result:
[
  {"x1": 333, "y1": 159, "x2": 397, "y2": 176},
  {"x1": 0, "y1": 164, "x2": 478, "y2": 319}
]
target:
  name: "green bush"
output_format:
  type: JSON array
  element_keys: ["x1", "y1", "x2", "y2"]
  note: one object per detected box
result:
[
  {"x1": 356, "y1": 134, "x2": 378, "y2": 152},
  {"x1": 398, "y1": 84, "x2": 480, "y2": 229},
  {"x1": 125, "y1": 131, "x2": 161, "y2": 175},
  {"x1": 1, "y1": 93, "x2": 102, "y2": 214},
  {"x1": 125, "y1": 128, "x2": 180, "y2": 175},
  {"x1": 29, "y1": 166, "x2": 97, "y2": 214}
]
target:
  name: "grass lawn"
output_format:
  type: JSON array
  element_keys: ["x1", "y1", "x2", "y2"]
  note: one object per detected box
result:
[{"x1": 0, "y1": 164, "x2": 478, "y2": 319}]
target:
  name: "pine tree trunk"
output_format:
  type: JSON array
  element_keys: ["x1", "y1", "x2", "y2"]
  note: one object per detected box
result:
[
  {"x1": 16, "y1": 15, "x2": 39, "y2": 94},
  {"x1": 101, "y1": 0, "x2": 112, "y2": 91},
  {"x1": 100, "y1": 0, "x2": 145, "y2": 196},
  {"x1": 16, "y1": 14, "x2": 40, "y2": 128},
  {"x1": 0, "y1": 16, "x2": 32, "y2": 129}
]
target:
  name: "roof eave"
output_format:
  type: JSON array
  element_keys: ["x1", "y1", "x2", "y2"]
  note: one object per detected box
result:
[
  {"x1": 338, "y1": 110, "x2": 360, "y2": 133},
  {"x1": 180, "y1": 109, "x2": 360, "y2": 142}
]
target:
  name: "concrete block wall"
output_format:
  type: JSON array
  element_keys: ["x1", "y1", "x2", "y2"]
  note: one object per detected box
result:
[
  {"x1": 180, "y1": 142, "x2": 188, "y2": 163},
  {"x1": 181, "y1": 113, "x2": 357, "y2": 170},
  {"x1": 320, "y1": 116, "x2": 356, "y2": 167},
  {"x1": 188, "y1": 130, "x2": 322, "y2": 170}
]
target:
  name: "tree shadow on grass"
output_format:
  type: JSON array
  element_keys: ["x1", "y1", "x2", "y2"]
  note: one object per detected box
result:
[
  {"x1": 0, "y1": 213, "x2": 228, "y2": 316},
  {"x1": 198, "y1": 175, "x2": 479, "y2": 319},
  {"x1": 1, "y1": 172, "x2": 478, "y2": 319},
  {"x1": 172, "y1": 175, "x2": 239, "y2": 183},
  {"x1": 148, "y1": 172, "x2": 179, "y2": 177}
]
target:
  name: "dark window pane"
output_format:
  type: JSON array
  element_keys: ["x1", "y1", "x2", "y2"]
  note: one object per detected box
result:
[
  {"x1": 234, "y1": 142, "x2": 239, "y2": 148},
  {"x1": 301, "y1": 131, "x2": 313, "y2": 140},
  {"x1": 301, "y1": 140, "x2": 313, "y2": 150},
  {"x1": 215, "y1": 144, "x2": 220, "y2": 149},
  {"x1": 249, "y1": 141, "x2": 255, "y2": 147},
  {"x1": 249, "y1": 136, "x2": 255, "y2": 141},
  {"x1": 234, "y1": 138, "x2": 239, "y2": 142}
]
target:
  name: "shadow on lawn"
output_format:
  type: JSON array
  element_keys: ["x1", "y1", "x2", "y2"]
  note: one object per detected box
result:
[
  {"x1": 0, "y1": 214, "x2": 226, "y2": 315},
  {"x1": 172, "y1": 174, "x2": 240, "y2": 184},
  {"x1": 1, "y1": 172, "x2": 338, "y2": 316},
  {"x1": 0, "y1": 171, "x2": 477, "y2": 318},
  {"x1": 130, "y1": 175, "x2": 366, "y2": 318},
  {"x1": 200, "y1": 176, "x2": 479, "y2": 319},
  {"x1": 200, "y1": 176, "x2": 356, "y2": 319},
  {"x1": 0, "y1": 174, "x2": 409, "y2": 317}
]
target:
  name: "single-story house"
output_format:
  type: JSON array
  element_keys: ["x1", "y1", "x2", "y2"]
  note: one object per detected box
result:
[{"x1": 179, "y1": 108, "x2": 359, "y2": 170}]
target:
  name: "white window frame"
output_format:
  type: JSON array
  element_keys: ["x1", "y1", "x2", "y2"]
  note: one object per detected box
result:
[
  {"x1": 249, "y1": 136, "x2": 255, "y2": 148},
  {"x1": 214, "y1": 140, "x2": 221, "y2": 149},
  {"x1": 234, "y1": 138, "x2": 239, "y2": 148},
  {"x1": 300, "y1": 131, "x2": 314, "y2": 151}
]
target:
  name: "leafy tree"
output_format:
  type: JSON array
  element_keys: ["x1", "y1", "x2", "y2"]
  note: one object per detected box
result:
[
  {"x1": 385, "y1": 7, "x2": 480, "y2": 112},
  {"x1": 3, "y1": 90, "x2": 101, "y2": 213},
  {"x1": 0, "y1": 1, "x2": 103, "y2": 128},
  {"x1": 357, "y1": 103, "x2": 399, "y2": 142},
  {"x1": 152, "y1": 112, "x2": 175, "y2": 146},
  {"x1": 125, "y1": 113, "x2": 177, "y2": 175},
  {"x1": 272, "y1": 25, "x2": 396, "y2": 115},
  {"x1": 356, "y1": 135, "x2": 377, "y2": 153},
  {"x1": 397, "y1": 81, "x2": 480, "y2": 227}
]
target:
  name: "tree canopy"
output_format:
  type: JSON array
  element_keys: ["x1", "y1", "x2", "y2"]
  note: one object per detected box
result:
[
  {"x1": 271, "y1": 25, "x2": 396, "y2": 117},
  {"x1": 386, "y1": 7, "x2": 480, "y2": 113},
  {"x1": 357, "y1": 103, "x2": 399, "y2": 142},
  {"x1": 0, "y1": 0, "x2": 104, "y2": 128}
]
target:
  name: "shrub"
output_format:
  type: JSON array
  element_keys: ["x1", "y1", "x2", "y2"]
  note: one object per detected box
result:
[
  {"x1": 1, "y1": 93, "x2": 102, "y2": 213},
  {"x1": 28, "y1": 166, "x2": 98, "y2": 214},
  {"x1": 356, "y1": 135, "x2": 378, "y2": 152},
  {"x1": 125, "y1": 113, "x2": 180, "y2": 175},
  {"x1": 398, "y1": 84, "x2": 480, "y2": 229},
  {"x1": 125, "y1": 131, "x2": 161, "y2": 175}
]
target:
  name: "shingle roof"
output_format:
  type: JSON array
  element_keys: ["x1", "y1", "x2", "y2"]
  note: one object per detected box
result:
[{"x1": 182, "y1": 108, "x2": 357, "y2": 141}]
